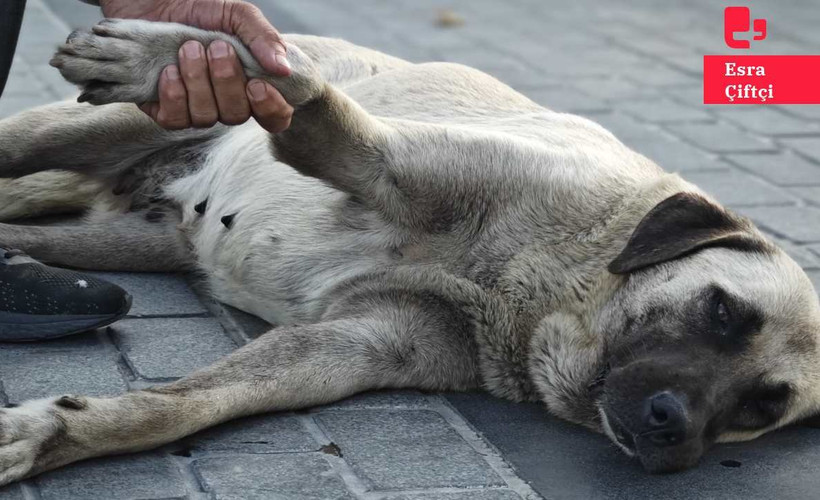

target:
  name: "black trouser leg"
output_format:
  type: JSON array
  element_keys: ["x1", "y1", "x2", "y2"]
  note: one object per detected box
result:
[{"x1": 0, "y1": 0, "x2": 28, "y2": 99}]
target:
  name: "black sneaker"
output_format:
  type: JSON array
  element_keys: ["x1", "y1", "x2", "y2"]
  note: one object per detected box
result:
[{"x1": 0, "y1": 248, "x2": 132, "y2": 341}]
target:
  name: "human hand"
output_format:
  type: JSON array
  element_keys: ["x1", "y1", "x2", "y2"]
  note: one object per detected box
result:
[{"x1": 98, "y1": 0, "x2": 293, "y2": 132}]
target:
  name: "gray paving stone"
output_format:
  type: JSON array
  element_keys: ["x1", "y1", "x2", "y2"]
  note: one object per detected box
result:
[
  {"x1": 682, "y1": 170, "x2": 796, "y2": 208},
  {"x1": 221, "y1": 304, "x2": 274, "y2": 339},
  {"x1": 317, "y1": 410, "x2": 503, "y2": 491},
  {"x1": 0, "y1": 95, "x2": 52, "y2": 119},
  {"x1": 438, "y1": 48, "x2": 553, "y2": 91},
  {"x1": 2, "y1": 67, "x2": 48, "y2": 97},
  {"x1": 321, "y1": 390, "x2": 433, "y2": 410},
  {"x1": 42, "y1": 0, "x2": 103, "y2": 30},
  {"x1": 667, "y1": 85, "x2": 706, "y2": 108},
  {"x1": 390, "y1": 490, "x2": 523, "y2": 500},
  {"x1": 398, "y1": 26, "x2": 478, "y2": 53},
  {"x1": 761, "y1": 233, "x2": 820, "y2": 270},
  {"x1": 574, "y1": 77, "x2": 659, "y2": 102},
  {"x1": 807, "y1": 269, "x2": 820, "y2": 293},
  {"x1": 790, "y1": 187, "x2": 820, "y2": 206},
  {"x1": 740, "y1": 206, "x2": 820, "y2": 243},
  {"x1": 627, "y1": 135, "x2": 731, "y2": 173},
  {"x1": 727, "y1": 153, "x2": 820, "y2": 186},
  {"x1": 529, "y1": 48, "x2": 647, "y2": 78},
  {"x1": 0, "y1": 329, "x2": 103, "y2": 352},
  {"x1": 782, "y1": 138, "x2": 820, "y2": 165},
  {"x1": 590, "y1": 112, "x2": 665, "y2": 141},
  {"x1": 0, "y1": 485, "x2": 24, "y2": 500},
  {"x1": 616, "y1": 98, "x2": 711, "y2": 123},
  {"x1": 657, "y1": 51, "x2": 703, "y2": 76},
  {"x1": 91, "y1": 272, "x2": 208, "y2": 316},
  {"x1": 185, "y1": 414, "x2": 317, "y2": 454},
  {"x1": 666, "y1": 122, "x2": 776, "y2": 153},
  {"x1": 715, "y1": 107, "x2": 820, "y2": 136},
  {"x1": 36, "y1": 452, "x2": 186, "y2": 500},
  {"x1": 523, "y1": 87, "x2": 609, "y2": 114},
  {"x1": 194, "y1": 454, "x2": 354, "y2": 500},
  {"x1": 0, "y1": 348, "x2": 127, "y2": 402},
  {"x1": 110, "y1": 317, "x2": 236, "y2": 380},
  {"x1": 781, "y1": 105, "x2": 820, "y2": 122},
  {"x1": 28, "y1": 62, "x2": 79, "y2": 100},
  {"x1": 621, "y1": 63, "x2": 699, "y2": 87}
]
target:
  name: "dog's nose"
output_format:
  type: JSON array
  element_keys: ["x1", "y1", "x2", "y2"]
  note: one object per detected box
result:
[{"x1": 642, "y1": 391, "x2": 687, "y2": 447}]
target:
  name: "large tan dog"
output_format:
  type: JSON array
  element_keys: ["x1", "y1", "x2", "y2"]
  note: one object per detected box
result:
[{"x1": 0, "y1": 17, "x2": 818, "y2": 481}]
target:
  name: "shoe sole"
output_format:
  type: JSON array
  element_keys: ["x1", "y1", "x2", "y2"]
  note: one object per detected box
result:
[{"x1": 0, "y1": 293, "x2": 133, "y2": 342}]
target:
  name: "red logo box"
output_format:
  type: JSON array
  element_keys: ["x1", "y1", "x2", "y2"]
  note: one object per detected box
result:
[{"x1": 704, "y1": 55, "x2": 820, "y2": 105}]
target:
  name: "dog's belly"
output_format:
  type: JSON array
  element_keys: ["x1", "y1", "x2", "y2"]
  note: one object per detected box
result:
[{"x1": 166, "y1": 125, "x2": 399, "y2": 325}]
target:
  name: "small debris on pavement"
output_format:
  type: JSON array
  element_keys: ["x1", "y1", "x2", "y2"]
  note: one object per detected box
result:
[
  {"x1": 320, "y1": 442, "x2": 343, "y2": 457},
  {"x1": 435, "y1": 9, "x2": 464, "y2": 28}
]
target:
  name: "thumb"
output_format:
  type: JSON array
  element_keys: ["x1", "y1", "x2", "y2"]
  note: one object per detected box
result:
[{"x1": 226, "y1": 2, "x2": 290, "y2": 76}]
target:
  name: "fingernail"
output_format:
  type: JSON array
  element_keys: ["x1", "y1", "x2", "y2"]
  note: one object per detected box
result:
[
  {"x1": 248, "y1": 81, "x2": 267, "y2": 101},
  {"x1": 276, "y1": 53, "x2": 291, "y2": 71},
  {"x1": 209, "y1": 40, "x2": 230, "y2": 59},
  {"x1": 165, "y1": 65, "x2": 180, "y2": 80},
  {"x1": 182, "y1": 41, "x2": 201, "y2": 59}
]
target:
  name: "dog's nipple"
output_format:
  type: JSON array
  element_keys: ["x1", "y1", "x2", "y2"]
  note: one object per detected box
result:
[
  {"x1": 194, "y1": 199, "x2": 208, "y2": 215},
  {"x1": 221, "y1": 212, "x2": 237, "y2": 229}
]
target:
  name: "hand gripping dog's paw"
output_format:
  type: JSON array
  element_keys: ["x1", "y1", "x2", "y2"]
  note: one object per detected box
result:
[
  {"x1": 0, "y1": 397, "x2": 81, "y2": 485},
  {"x1": 50, "y1": 19, "x2": 323, "y2": 107}
]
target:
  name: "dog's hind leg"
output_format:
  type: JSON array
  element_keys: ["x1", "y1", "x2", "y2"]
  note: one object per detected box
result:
[
  {"x1": 0, "y1": 208, "x2": 191, "y2": 271},
  {"x1": 0, "y1": 286, "x2": 483, "y2": 484}
]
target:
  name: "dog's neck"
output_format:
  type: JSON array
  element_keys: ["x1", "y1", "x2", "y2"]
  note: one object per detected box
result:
[{"x1": 481, "y1": 174, "x2": 703, "y2": 416}]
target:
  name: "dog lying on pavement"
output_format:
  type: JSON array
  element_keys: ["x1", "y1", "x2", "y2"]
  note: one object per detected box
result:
[{"x1": 0, "y1": 17, "x2": 818, "y2": 481}]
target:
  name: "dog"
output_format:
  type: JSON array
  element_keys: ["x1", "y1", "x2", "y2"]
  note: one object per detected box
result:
[{"x1": 0, "y1": 17, "x2": 818, "y2": 482}]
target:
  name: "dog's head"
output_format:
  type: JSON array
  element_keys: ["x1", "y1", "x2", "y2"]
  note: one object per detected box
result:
[{"x1": 549, "y1": 192, "x2": 820, "y2": 473}]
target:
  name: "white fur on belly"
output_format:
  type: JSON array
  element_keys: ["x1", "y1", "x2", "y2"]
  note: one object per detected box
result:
[{"x1": 165, "y1": 123, "x2": 395, "y2": 325}]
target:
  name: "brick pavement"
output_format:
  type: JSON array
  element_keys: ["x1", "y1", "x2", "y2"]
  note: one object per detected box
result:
[{"x1": 1, "y1": 0, "x2": 820, "y2": 498}]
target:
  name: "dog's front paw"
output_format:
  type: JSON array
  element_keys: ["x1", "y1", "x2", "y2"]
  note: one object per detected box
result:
[
  {"x1": 49, "y1": 19, "x2": 167, "y2": 105},
  {"x1": 0, "y1": 396, "x2": 85, "y2": 485}
]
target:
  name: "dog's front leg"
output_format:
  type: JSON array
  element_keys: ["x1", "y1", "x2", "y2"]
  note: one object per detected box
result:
[
  {"x1": 51, "y1": 20, "x2": 422, "y2": 225},
  {"x1": 0, "y1": 294, "x2": 481, "y2": 485}
]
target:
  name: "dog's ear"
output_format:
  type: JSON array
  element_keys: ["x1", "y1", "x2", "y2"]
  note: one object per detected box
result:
[{"x1": 608, "y1": 192, "x2": 770, "y2": 274}]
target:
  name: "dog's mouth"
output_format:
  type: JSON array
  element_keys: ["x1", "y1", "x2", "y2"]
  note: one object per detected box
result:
[
  {"x1": 587, "y1": 362, "x2": 611, "y2": 396},
  {"x1": 599, "y1": 406, "x2": 637, "y2": 456},
  {"x1": 593, "y1": 363, "x2": 638, "y2": 455}
]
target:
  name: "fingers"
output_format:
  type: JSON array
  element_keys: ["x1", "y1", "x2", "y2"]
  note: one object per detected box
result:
[
  {"x1": 207, "y1": 40, "x2": 251, "y2": 125},
  {"x1": 155, "y1": 65, "x2": 190, "y2": 130},
  {"x1": 226, "y1": 1, "x2": 290, "y2": 76},
  {"x1": 246, "y1": 79, "x2": 293, "y2": 133},
  {"x1": 144, "y1": 38, "x2": 294, "y2": 132},
  {"x1": 179, "y1": 41, "x2": 218, "y2": 128}
]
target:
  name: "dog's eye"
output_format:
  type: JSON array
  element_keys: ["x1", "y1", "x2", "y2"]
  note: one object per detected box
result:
[
  {"x1": 716, "y1": 301, "x2": 730, "y2": 328},
  {"x1": 710, "y1": 289, "x2": 732, "y2": 334}
]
